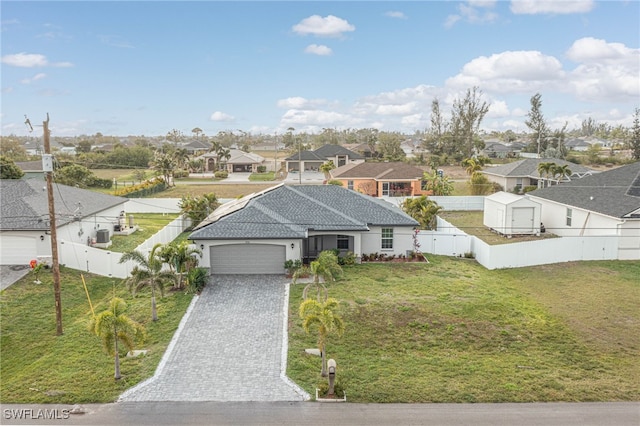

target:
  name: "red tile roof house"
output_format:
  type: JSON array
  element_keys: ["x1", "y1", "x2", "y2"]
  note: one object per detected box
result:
[{"x1": 329, "y1": 161, "x2": 430, "y2": 197}]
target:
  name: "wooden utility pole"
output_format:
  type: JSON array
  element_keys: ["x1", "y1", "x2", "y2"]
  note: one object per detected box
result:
[{"x1": 42, "y1": 113, "x2": 64, "y2": 335}]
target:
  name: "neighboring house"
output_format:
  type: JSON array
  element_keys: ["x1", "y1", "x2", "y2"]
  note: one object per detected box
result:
[
  {"x1": 329, "y1": 161, "x2": 430, "y2": 198},
  {"x1": 285, "y1": 144, "x2": 365, "y2": 172},
  {"x1": 189, "y1": 184, "x2": 419, "y2": 274},
  {"x1": 15, "y1": 161, "x2": 45, "y2": 179},
  {"x1": 565, "y1": 138, "x2": 591, "y2": 152},
  {"x1": 182, "y1": 139, "x2": 212, "y2": 155},
  {"x1": 0, "y1": 179, "x2": 128, "y2": 265},
  {"x1": 343, "y1": 143, "x2": 373, "y2": 158},
  {"x1": 197, "y1": 149, "x2": 265, "y2": 173},
  {"x1": 481, "y1": 142, "x2": 514, "y2": 159},
  {"x1": 526, "y1": 162, "x2": 640, "y2": 260},
  {"x1": 481, "y1": 158, "x2": 594, "y2": 192}
]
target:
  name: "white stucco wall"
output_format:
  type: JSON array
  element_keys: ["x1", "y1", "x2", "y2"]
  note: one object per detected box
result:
[
  {"x1": 57, "y1": 204, "x2": 126, "y2": 245},
  {"x1": 360, "y1": 226, "x2": 416, "y2": 257},
  {"x1": 529, "y1": 197, "x2": 622, "y2": 237}
]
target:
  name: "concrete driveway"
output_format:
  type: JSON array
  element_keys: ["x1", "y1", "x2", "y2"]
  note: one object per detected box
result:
[
  {"x1": 0, "y1": 265, "x2": 31, "y2": 291},
  {"x1": 119, "y1": 275, "x2": 309, "y2": 402}
]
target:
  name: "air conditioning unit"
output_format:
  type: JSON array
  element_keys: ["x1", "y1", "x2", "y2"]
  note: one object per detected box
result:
[{"x1": 96, "y1": 229, "x2": 110, "y2": 243}]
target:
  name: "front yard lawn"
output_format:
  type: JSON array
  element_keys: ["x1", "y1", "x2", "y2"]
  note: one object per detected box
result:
[
  {"x1": 0, "y1": 266, "x2": 193, "y2": 403},
  {"x1": 287, "y1": 258, "x2": 640, "y2": 402}
]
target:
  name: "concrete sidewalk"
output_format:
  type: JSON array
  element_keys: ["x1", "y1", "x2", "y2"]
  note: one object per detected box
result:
[{"x1": 119, "y1": 275, "x2": 309, "y2": 402}]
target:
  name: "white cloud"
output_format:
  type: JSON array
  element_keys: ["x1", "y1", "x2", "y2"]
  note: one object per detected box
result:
[
  {"x1": 385, "y1": 11, "x2": 407, "y2": 19},
  {"x1": 446, "y1": 50, "x2": 565, "y2": 92},
  {"x1": 292, "y1": 15, "x2": 355, "y2": 37},
  {"x1": 210, "y1": 111, "x2": 235, "y2": 122},
  {"x1": 304, "y1": 44, "x2": 333, "y2": 56},
  {"x1": 1, "y1": 52, "x2": 72, "y2": 68},
  {"x1": 280, "y1": 109, "x2": 354, "y2": 127},
  {"x1": 277, "y1": 97, "x2": 328, "y2": 109},
  {"x1": 374, "y1": 102, "x2": 418, "y2": 116},
  {"x1": 20, "y1": 73, "x2": 47, "y2": 84},
  {"x1": 487, "y1": 100, "x2": 510, "y2": 118},
  {"x1": 445, "y1": 1, "x2": 499, "y2": 28},
  {"x1": 510, "y1": 0, "x2": 594, "y2": 14}
]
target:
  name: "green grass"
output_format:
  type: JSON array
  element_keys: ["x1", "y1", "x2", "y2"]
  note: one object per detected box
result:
[
  {"x1": 287, "y1": 258, "x2": 640, "y2": 402},
  {"x1": 108, "y1": 213, "x2": 179, "y2": 253},
  {"x1": 0, "y1": 266, "x2": 193, "y2": 403},
  {"x1": 153, "y1": 183, "x2": 276, "y2": 199},
  {"x1": 249, "y1": 172, "x2": 275, "y2": 182}
]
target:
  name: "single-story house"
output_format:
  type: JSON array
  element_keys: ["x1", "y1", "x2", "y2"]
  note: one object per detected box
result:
[
  {"x1": 197, "y1": 149, "x2": 265, "y2": 173},
  {"x1": 15, "y1": 161, "x2": 45, "y2": 179},
  {"x1": 182, "y1": 139, "x2": 212, "y2": 155},
  {"x1": 189, "y1": 184, "x2": 419, "y2": 274},
  {"x1": 0, "y1": 179, "x2": 128, "y2": 265},
  {"x1": 481, "y1": 158, "x2": 594, "y2": 192},
  {"x1": 285, "y1": 144, "x2": 365, "y2": 172},
  {"x1": 483, "y1": 192, "x2": 541, "y2": 236},
  {"x1": 526, "y1": 161, "x2": 640, "y2": 260},
  {"x1": 329, "y1": 161, "x2": 430, "y2": 198}
]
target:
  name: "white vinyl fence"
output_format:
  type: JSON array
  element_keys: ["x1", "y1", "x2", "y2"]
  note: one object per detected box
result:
[
  {"x1": 124, "y1": 198, "x2": 182, "y2": 214},
  {"x1": 59, "y1": 215, "x2": 190, "y2": 279},
  {"x1": 417, "y1": 217, "x2": 620, "y2": 270}
]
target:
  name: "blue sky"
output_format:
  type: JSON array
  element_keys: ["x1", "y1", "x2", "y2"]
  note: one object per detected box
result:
[{"x1": 1, "y1": 1, "x2": 639, "y2": 138}]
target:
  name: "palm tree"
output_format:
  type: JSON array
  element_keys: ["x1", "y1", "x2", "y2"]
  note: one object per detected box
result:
[
  {"x1": 537, "y1": 161, "x2": 555, "y2": 188},
  {"x1": 319, "y1": 161, "x2": 336, "y2": 179},
  {"x1": 462, "y1": 158, "x2": 482, "y2": 175},
  {"x1": 401, "y1": 196, "x2": 442, "y2": 230},
  {"x1": 90, "y1": 297, "x2": 144, "y2": 380},
  {"x1": 551, "y1": 164, "x2": 572, "y2": 184},
  {"x1": 119, "y1": 244, "x2": 176, "y2": 321},
  {"x1": 299, "y1": 297, "x2": 345, "y2": 377},
  {"x1": 170, "y1": 240, "x2": 202, "y2": 289},
  {"x1": 300, "y1": 250, "x2": 343, "y2": 301}
]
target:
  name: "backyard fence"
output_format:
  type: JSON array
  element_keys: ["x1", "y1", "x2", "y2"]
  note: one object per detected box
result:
[
  {"x1": 59, "y1": 215, "x2": 190, "y2": 279},
  {"x1": 417, "y1": 217, "x2": 620, "y2": 270}
]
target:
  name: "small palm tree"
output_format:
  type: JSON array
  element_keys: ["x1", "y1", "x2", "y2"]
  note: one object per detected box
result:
[
  {"x1": 119, "y1": 244, "x2": 176, "y2": 321},
  {"x1": 462, "y1": 158, "x2": 482, "y2": 175},
  {"x1": 551, "y1": 164, "x2": 572, "y2": 183},
  {"x1": 537, "y1": 162, "x2": 555, "y2": 188},
  {"x1": 301, "y1": 250, "x2": 342, "y2": 302},
  {"x1": 319, "y1": 161, "x2": 336, "y2": 179},
  {"x1": 90, "y1": 297, "x2": 145, "y2": 380},
  {"x1": 401, "y1": 196, "x2": 442, "y2": 230},
  {"x1": 171, "y1": 241, "x2": 202, "y2": 289},
  {"x1": 299, "y1": 297, "x2": 345, "y2": 377}
]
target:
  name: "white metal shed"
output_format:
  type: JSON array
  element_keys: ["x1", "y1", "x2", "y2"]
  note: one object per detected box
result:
[{"x1": 483, "y1": 192, "x2": 541, "y2": 236}]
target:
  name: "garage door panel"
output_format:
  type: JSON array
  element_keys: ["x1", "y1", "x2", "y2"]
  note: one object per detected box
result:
[
  {"x1": 0, "y1": 236, "x2": 37, "y2": 265},
  {"x1": 210, "y1": 244, "x2": 285, "y2": 275}
]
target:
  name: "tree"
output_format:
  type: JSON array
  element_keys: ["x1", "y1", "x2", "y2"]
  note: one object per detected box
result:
[
  {"x1": 54, "y1": 164, "x2": 97, "y2": 188},
  {"x1": 631, "y1": 108, "x2": 640, "y2": 160},
  {"x1": 423, "y1": 98, "x2": 447, "y2": 154},
  {"x1": 119, "y1": 244, "x2": 176, "y2": 321},
  {"x1": 0, "y1": 156, "x2": 24, "y2": 179},
  {"x1": 462, "y1": 158, "x2": 482, "y2": 175},
  {"x1": 422, "y1": 169, "x2": 454, "y2": 196},
  {"x1": 0, "y1": 138, "x2": 29, "y2": 161},
  {"x1": 300, "y1": 251, "x2": 343, "y2": 302},
  {"x1": 89, "y1": 297, "x2": 144, "y2": 380},
  {"x1": 319, "y1": 161, "x2": 335, "y2": 179},
  {"x1": 469, "y1": 171, "x2": 493, "y2": 195},
  {"x1": 401, "y1": 196, "x2": 442, "y2": 230},
  {"x1": 151, "y1": 150, "x2": 177, "y2": 186},
  {"x1": 299, "y1": 297, "x2": 345, "y2": 377},
  {"x1": 179, "y1": 193, "x2": 220, "y2": 226},
  {"x1": 524, "y1": 93, "x2": 549, "y2": 155},
  {"x1": 192, "y1": 127, "x2": 203, "y2": 139},
  {"x1": 450, "y1": 87, "x2": 489, "y2": 158},
  {"x1": 159, "y1": 240, "x2": 202, "y2": 289},
  {"x1": 166, "y1": 129, "x2": 184, "y2": 146},
  {"x1": 551, "y1": 164, "x2": 572, "y2": 183},
  {"x1": 537, "y1": 162, "x2": 555, "y2": 188},
  {"x1": 377, "y1": 132, "x2": 405, "y2": 161}
]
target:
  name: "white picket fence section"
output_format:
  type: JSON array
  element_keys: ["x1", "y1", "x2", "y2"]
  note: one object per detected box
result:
[
  {"x1": 417, "y1": 217, "x2": 620, "y2": 270},
  {"x1": 59, "y1": 215, "x2": 190, "y2": 279}
]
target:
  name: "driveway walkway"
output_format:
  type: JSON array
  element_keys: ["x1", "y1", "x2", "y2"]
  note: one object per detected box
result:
[{"x1": 119, "y1": 275, "x2": 309, "y2": 402}]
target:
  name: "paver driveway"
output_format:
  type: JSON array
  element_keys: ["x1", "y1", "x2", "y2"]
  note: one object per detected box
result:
[{"x1": 119, "y1": 275, "x2": 309, "y2": 402}]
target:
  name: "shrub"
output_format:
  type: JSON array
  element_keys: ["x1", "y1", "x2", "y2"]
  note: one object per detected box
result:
[
  {"x1": 214, "y1": 170, "x2": 228, "y2": 179},
  {"x1": 326, "y1": 179, "x2": 343, "y2": 186},
  {"x1": 339, "y1": 251, "x2": 356, "y2": 266},
  {"x1": 257, "y1": 165, "x2": 267, "y2": 173},
  {"x1": 284, "y1": 259, "x2": 303, "y2": 276},
  {"x1": 187, "y1": 267, "x2": 208, "y2": 294},
  {"x1": 523, "y1": 185, "x2": 537, "y2": 193}
]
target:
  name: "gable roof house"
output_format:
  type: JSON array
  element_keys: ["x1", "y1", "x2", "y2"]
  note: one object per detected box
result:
[
  {"x1": 189, "y1": 184, "x2": 419, "y2": 274},
  {"x1": 526, "y1": 162, "x2": 640, "y2": 260},
  {"x1": 481, "y1": 158, "x2": 594, "y2": 193},
  {"x1": 285, "y1": 144, "x2": 365, "y2": 172},
  {"x1": 0, "y1": 179, "x2": 127, "y2": 265},
  {"x1": 329, "y1": 161, "x2": 429, "y2": 198},
  {"x1": 197, "y1": 149, "x2": 265, "y2": 173}
]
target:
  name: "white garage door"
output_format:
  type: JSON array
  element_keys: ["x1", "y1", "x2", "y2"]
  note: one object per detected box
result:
[
  {"x1": 0, "y1": 236, "x2": 37, "y2": 265},
  {"x1": 209, "y1": 244, "x2": 286, "y2": 275}
]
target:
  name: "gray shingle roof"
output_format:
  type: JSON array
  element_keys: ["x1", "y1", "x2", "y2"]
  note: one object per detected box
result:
[
  {"x1": 482, "y1": 158, "x2": 593, "y2": 178},
  {"x1": 0, "y1": 179, "x2": 127, "y2": 231},
  {"x1": 189, "y1": 184, "x2": 418, "y2": 240},
  {"x1": 330, "y1": 162, "x2": 424, "y2": 180},
  {"x1": 527, "y1": 162, "x2": 640, "y2": 218},
  {"x1": 313, "y1": 144, "x2": 364, "y2": 159}
]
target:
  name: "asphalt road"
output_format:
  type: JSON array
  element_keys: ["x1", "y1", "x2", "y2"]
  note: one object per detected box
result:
[{"x1": 1, "y1": 402, "x2": 638, "y2": 426}]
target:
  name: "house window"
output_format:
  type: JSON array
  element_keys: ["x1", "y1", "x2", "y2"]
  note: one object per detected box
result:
[
  {"x1": 566, "y1": 208, "x2": 572, "y2": 226},
  {"x1": 347, "y1": 180, "x2": 354, "y2": 190},
  {"x1": 381, "y1": 228, "x2": 393, "y2": 249},
  {"x1": 515, "y1": 178, "x2": 523, "y2": 192},
  {"x1": 337, "y1": 235, "x2": 349, "y2": 250}
]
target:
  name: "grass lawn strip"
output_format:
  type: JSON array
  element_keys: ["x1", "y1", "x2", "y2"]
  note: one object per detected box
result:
[
  {"x1": 0, "y1": 267, "x2": 193, "y2": 403},
  {"x1": 287, "y1": 258, "x2": 640, "y2": 402},
  {"x1": 108, "y1": 213, "x2": 179, "y2": 253}
]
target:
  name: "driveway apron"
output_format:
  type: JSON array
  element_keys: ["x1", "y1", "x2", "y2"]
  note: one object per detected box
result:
[{"x1": 119, "y1": 275, "x2": 309, "y2": 402}]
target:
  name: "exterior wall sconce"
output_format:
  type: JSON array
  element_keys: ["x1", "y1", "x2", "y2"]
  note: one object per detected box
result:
[
  {"x1": 40, "y1": 235, "x2": 45, "y2": 241},
  {"x1": 200, "y1": 244, "x2": 205, "y2": 250},
  {"x1": 291, "y1": 243, "x2": 295, "y2": 249}
]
